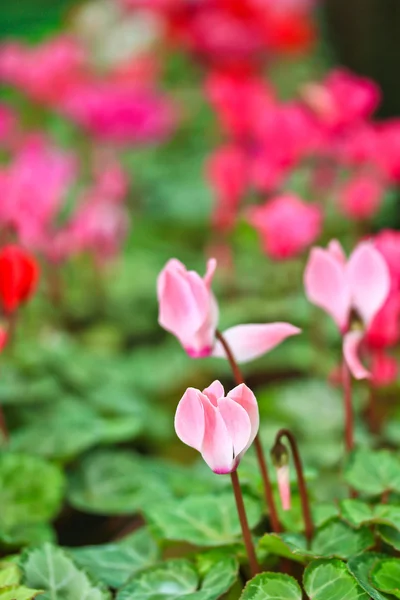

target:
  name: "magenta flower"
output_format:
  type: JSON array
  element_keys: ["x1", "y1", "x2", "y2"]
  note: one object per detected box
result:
[
  {"x1": 248, "y1": 194, "x2": 322, "y2": 260},
  {"x1": 157, "y1": 258, "x2": 300, "y2": 361},
  {"x1": 338, "y1": 173, "x2": 384, "y2": 221},
  {"x1": 304, "y1": 240, "x2": 390, "y2": 379},
  {"x1": 175, "y1": 381, "x2": 259, "y2": 474}
]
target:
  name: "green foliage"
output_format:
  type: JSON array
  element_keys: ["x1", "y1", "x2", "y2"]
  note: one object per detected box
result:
[
  {"x1": 240, "y1": 573, "x2": 302, "y2": 600},
  {"x1": 303, "y1": 559, "x2": 370, "y2": 600},
  {"x1": 370, "y1": 558, "x2": 400, "y2": 598},
  {"x1": 344, "y1": 449, "x2": 400, "y2": 496}
]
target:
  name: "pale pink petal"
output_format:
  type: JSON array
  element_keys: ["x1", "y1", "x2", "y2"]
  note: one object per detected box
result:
[
  {"x1": 174, "y1": 388, "x2": 206, "y2": 451},
  {"x1": 212, "y1": 323, "x2": 301, "y2": 364},
  {"x1": 347, "y1": 242, "x2": 391, "y2": 327},
  {"x1": 328, "y1": 239, "x2": 347, "y2": 265},
  {"x1": 201, "y1": 399, "x2": 234, "y2": 474},
  {"x1": 217, "y1": 396, "x2": 252, "y2": 457},
  {"x1": 157, "y1": 260, "x2": 210, "y2": 345},
  {"x1": 304, "y1": 247, "x2": 351, "y2": 331},
  {"x1": 277, "y1": 464, "x2": 291, "y2": 511},
  {"x1": 343, "y1": 330, "x2": 370, "y2": 380},
  {"x1": 204, "y1": 258, "x2": 217, "y2": 289},
  {"x1": 226, "y1": 384, "x2": 259, "y2": 446},
  {"x1": 203, "y1": 380, "x2": 225, "y2": 405}
]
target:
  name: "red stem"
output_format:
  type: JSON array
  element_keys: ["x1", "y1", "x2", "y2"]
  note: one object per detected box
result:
[
  {"x1": 215, "y1": 330, "x2": 282, "y2": 534},
  {"x1": 230, "y1": 470, "x2": 260, "y2": 577},
  {"x1": 342, "y1": 360, "x2": 354, "y2": 453},
  {"x1": 274, "y1": 429, "x2": 314, "y2": 543},
  {"x1": 0, "y1": 405, "x2": 8, "y2": 443}
]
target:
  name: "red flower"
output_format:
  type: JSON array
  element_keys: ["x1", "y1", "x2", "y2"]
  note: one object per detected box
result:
[{"x1": 0, "y1": 246, "x2": 39, "y2": 314}]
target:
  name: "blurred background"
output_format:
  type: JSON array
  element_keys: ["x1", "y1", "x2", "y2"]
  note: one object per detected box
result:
[{"x1": 1, "y1": 0, "x2": 400, "y2": 553}]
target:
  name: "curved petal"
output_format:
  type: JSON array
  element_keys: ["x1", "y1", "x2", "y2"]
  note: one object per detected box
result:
[
  {"x1": 347, "y1": 242, "x2": 391, "y2": 327},
  {"x1": 203, "y1": 380, "x2": 225, "y2": 406},
  {"x1": 304, "y1": 247, "x2": 350, "y2": 331},
  {"x1": 328, "y1": 239, "x2": 346, "y2": 264},
  {"x1": 343, "y1": 330, "x2": 370, "y2": 380},
  {"x1": 218, "y1": 397, "x2": 252, "y2": 458},
  {"x1": 174, "y1": 388, "x2": 206, "y2": 451},
  {"x1": 157, "y1": 262, "x2": 207, "y2": 338},
  {"x1": 204, "y1": 258, "x2": 217, "y2": 289},
  {"x1": 212, "y1": 323, "x2": 301, "y2": 364},
  {"x1": 226, "y1": 383, "x2": 259, "y2": 446},
  {"x1": 201, "y1": 400, "x2": 234, "y2": 474}
]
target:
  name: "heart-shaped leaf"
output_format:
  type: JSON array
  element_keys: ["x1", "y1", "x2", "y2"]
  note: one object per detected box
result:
[
  {"x1": 0, "y1": 453, "x2": 64, "y2": 547},
  {"x1": 20, "y1": 543, "x2": 111, "y2": 599},
  {"x1": 344, "y1": 450, "x2": 400, "y2": 496},
  {"x1": 340, "y1": 500, "x2": 400, "y2": 530},
  {"x1": 370, "y1": 558, "x2": 400, "y2": 598},
  {"x1": 239, "y1": 572, "x2": 302, "y2": 600},
  {"x1": 69, "y1": 528, "x2": 160, "y2": 588},
  {"x1": 348, "y1": 553, "x2": 392, "y2": 600},
  {"x1": 303, "y1": 559, "x2": 370, "y2": 600},
  {"x1": 378, "y1": 525, "x2": 400, "y2": 551},
  {"x1": 144, "y1": 492, "x2": 262, "y2": 546},
  {"x1": 116, "y1": 555, "x2": 238, "y2": 600}
]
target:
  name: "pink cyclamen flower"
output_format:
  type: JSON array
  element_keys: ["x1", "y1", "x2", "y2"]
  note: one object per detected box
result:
[
  {"x1": 338, "y1": 173, "x2": 384, "y2": 220},
  {"x1": 157, "y1": 258, "x2": 301, "y2": 360},
  {"x1": 304, "y1": 240, "x2": 390, "y2": 379},
  {"x1": 248, "y1": 195, "x2": 322, "y2": 260},
  {"x1": 175, "y1": 381, "x2": 259, "y2": 474},
  {"x1": 276, "y1": 464, "x2": 291, "y2": 511}
]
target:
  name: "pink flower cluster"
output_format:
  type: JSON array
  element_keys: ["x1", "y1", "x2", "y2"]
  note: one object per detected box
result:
[
  {"x1": 121, "y1": 0, "x2": 317, "y2": 69},
  {"x1": 0, "y1": 35, "x2": 176, "y2": 145},
  {"x1": 0, "y1": 134, "x2": 130, "y2": 265},
  {"x1": 206, "y1": 68, "x2": 400, "y2": 261}
]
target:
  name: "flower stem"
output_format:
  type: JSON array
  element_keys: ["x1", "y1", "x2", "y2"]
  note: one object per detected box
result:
[
  {"x1": 273, "y1": 429, "x2": 314, "y2": 544},
  {"x1": 0, "y1": 405, "x2": 8, "y2": 443},
  {"x1": 342, "y1": 360, "x2": 354, "y2": 453},
  {"x1": 230, "y1": 470, "x2": 259, "y2": 577},
  {"x1": 366, "y1": 382, "x2": 379, "y2": 435},
  {"x1": 215, "y1": 330, "x2": 282, "y2": 534}
]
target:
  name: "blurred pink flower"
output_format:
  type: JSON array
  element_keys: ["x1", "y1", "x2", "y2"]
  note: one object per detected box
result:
[
  {"x1": 0, "y1": 36, "x2": 85, "y2": 104},
  {"x1": 207, "y1": 145, "x2": 248, "y2": 231},
  {"x1": 0, "y1": 104, "x2": 16, "y2": 145},
  {"x1": 338, "y1": 173, "x2": 384, "y2": 220},
  {"x1": 157, "y1": 258, "x2": 301, "y2": 360},
  {"x1": 366, "y1": 293, "x2": 400, "y2": 349},
  {"x1": 248, "y1": 194, "x2": 322, "y2": 260},
  {"x1": 0, "y1": 135, "x2": 76, "y2": 250},
  {"x1": 370, "y1": 351, "x2": 398, "y2": 387},
  {"x1": 374, "y1": 229, "x2": 400, "y2": 290},
  {"x1": 374, "y1": 119, "x2": 400, "y2": 183},
  {"x1": 276, "y1": 464, "x2": 291, "y2": 511},
  {"x1": 304, "y1": 240, "x2": 390, "y2": 379},
  {"x1": 175, "y1": 380, "x2": 259, "y2": 474},
  {"x1": 60, "y1": 80, "x2": 176, "y2": 144},
  {"x1": 302, "y1": 69, "x2": 380, "y2": 131}
]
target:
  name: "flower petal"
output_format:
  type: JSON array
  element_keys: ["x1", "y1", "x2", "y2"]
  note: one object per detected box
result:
[
  {"x1": 203, "y1": 380, "x2": 225, "y2": 405},
  {"x1": 304, "y1": 246, "x2": 351, "y2": 331},
  {"x1": 226, "y1": 384, "x2": 259, "y2": 448},
  {"x1": 343, "y1": 330, "x2": 370, "y2": 380},
  {"x1": 201, "y1": 399, "x2": 234, "y2": 474},
  {"x1": 204, "y1": 258, "x2": 217, "y2": 289},
  {"x1": 218, "y1": 397, "x2": 252, "y2": 458},
  {"x1": 212, "y1": 323, "x2": 301, "y2": 364},
  {"x1": 328, "y1": 239, "x2": 346, "y2": 264},
  {"x1": 347, "y1": 242, "x2": 391, "y2": 327},
  {"x1": 174, "y1": 387, "x2": 206, "y2": 451},
  {"x1": 277, "y1": 464, "x2": 291, "y2": 511}
]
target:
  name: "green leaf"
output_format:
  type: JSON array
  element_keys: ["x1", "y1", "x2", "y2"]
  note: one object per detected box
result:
[
  {"x1": 0, "y1": 453, "x2": 65, "y2": 544},
  {"x1": 303, "y1": 559, "x2": 370, "y2": 600},
  {"x1": 67, "y1": 450, "x2": 173, "y2": 514},
  {"x1": 0, "y1": 586, "x2": 42, "y2": 600},
  {"x1": 117, "y1": 555, "x2": 238, "y2": 600},
  {"x1": 311, "y1": 518, "x2": 374, "y2": 559},
  {"x1": 348, "y1": 553, "x2": 392, "y2": 600},
  {"x1": 370, "y1": 558, "x2": 400, "y2": 598},
  {"x1": 340, "y1": 499, "x2": 400, "y2": 530},
  {"x1": 21, "y1": 543, "x2": 111, "y2": 600},
  {"x1": 0, "y1": 523, "x2": 55, "y2": 548},
  {"x1": 258, "y1": 533, "x2": 308, "y2": 564},
  {"x1": 378, "y1": 525, "x2": 400, "y2": 551},
  {"x1": 69, "y1": 528, "x2": 160, "y2": 589},
  {"x1": 259, "y1": 518, "x2": 373, "y2": 563},
  {"x1": 239, "y1": 572, "x2": 302, "y2": 600},
  {"x1": 144, "y1": 492, "x2": 262, "y2": 546},
  {"x1": 116, "y1": 559, "x2": 198, "y2": 600},
  {"x1": 0, "y1": 562, "x2": 20, "y2": 586},
  {"x1": 344, "y1": 449, "x2": 400, "y2": 496}
]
